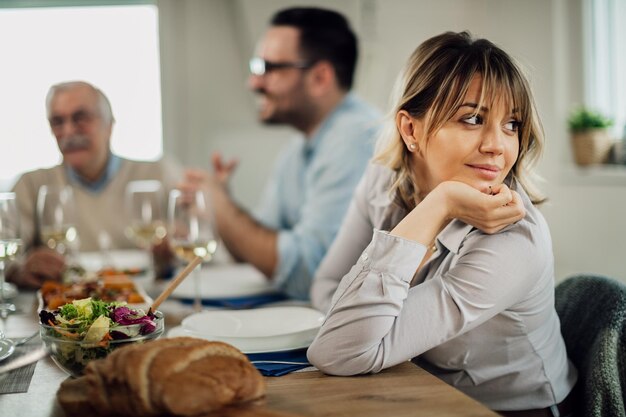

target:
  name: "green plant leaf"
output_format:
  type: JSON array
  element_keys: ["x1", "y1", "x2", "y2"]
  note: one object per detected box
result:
[{"x1": 568, "y1": 107, "x2": 613, "y2": 132}]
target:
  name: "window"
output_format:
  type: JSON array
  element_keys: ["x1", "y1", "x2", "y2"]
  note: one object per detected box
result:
[
  {"x1": 585, "y1": 0, "x2": 626, "y2": 138},
  {"x1": 0, "y1": 4, "x2": 162, "y2": 189}
]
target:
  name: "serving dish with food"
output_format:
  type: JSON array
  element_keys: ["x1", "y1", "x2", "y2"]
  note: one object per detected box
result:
[
  {"x1": 38, "y1": 273, "x2": 152, "y2": 311},
  {"x1": 39, "y1": 297, "x2": 163, "y2": 377}
]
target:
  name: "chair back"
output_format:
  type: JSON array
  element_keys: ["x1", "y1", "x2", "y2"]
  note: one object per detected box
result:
[{"x1": 555, "y1": 274, "x2": 626, "y2": 417}]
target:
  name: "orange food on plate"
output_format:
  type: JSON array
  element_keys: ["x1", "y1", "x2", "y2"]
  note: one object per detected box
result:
[
  {"x1": 102, "y1": 275, "x2": 136, "y2": 290},
  {"x1": 47, "y1": 295, "x2": 69, "y2": 310},
  {"x1": 126, "y1": 293, "x2": 145, "y2": 304},
  {"x1": 98, "y1": 267, "x2": 146, "y2": 277},
  {"x1": 40, "y1": 278, "x2": 146, "y2": 310}
]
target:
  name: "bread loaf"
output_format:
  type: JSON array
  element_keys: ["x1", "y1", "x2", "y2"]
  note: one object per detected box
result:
[{"x1": 57, "y1": 337, "x2": 265, "y2": 416}]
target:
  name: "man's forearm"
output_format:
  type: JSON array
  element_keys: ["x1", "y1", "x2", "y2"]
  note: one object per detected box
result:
[{"x1": 212, "y1": 187, "x2": 278, "y2": 278}]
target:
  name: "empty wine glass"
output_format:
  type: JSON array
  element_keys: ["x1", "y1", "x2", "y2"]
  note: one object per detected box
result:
[
  {"x1": 168, "y1": 189, "x2": 218, "y2": 312},
  {"x1": 125, "y1": 180, "x2": 167, "y2": 275},
  {"x1": 0, "y1": 193, "x2": 22, "y2": 316},
  {"x1": 37, "y1": 185, "x2": 78, "y2": 256}
]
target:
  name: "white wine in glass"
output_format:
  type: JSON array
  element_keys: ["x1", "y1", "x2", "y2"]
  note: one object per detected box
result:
[
  {"x1": 125, "y1": 180, "x2": 167, "y2": 249},
  {"x1": 168, "y1": 189, "x2": 218, "y2": 311},
  {"x1": 37, "y1": 185, "x2": 77, "y2": 255},
  {"x1": 0, "y1": 193, "x2": 22, "y2": 316},
  {"x1": 172, "y1": 240, "x2": 218, "y2": 263}
]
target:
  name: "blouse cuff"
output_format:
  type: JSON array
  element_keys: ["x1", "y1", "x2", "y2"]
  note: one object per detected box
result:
[{"x1": 359, "y1": 230, "x2": 427, "y2": 281}]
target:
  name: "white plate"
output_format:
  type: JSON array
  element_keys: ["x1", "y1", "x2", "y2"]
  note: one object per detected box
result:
[
  {"x1": 175, "y1": 306, "x2": 324, "y2": 353},
  {"x1": 171, "y1": 264, "x2": 275, "y2": 299},
  {"x1": 167, "y1": 326, "x2": 311, "y2": 353},
  {"x1": 0, "y1": 338, "x2": 15, "y2": 361},
  {"x1": 77, "y1": 249, "x2": 150, "y2": 272}
]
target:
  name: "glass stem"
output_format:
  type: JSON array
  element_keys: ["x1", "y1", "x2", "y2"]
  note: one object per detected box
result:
[
  {"x1": 147, "y1": 247, "x2": 155, "y2": 281},
  {"x1": 193, "y1": 263, "x2": 202, "y2": 312},
  {"x1": 0, "y1": 260, "x2": 5, "y2": 305},
  {"x1": 0, "y1": 260, "x2": 15, "y2": 317}
]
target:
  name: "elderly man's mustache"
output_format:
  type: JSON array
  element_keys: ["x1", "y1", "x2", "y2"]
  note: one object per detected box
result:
[{"x1": 58, "y1": 135, "x2": 90, "y2": 152}]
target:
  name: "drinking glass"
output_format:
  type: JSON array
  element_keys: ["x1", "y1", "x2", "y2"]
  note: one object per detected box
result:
[
  {"x1": 125, "y1": 180, "x2": 167, "y2": 274},
  {"x1": 168, "y1": 189, "x2": 218, "y2": 312},
  {"x1": 37, "y1": 185, "x2": 78, "y2": 255},
  {"x1": 0, "y1": 193, "x2": 22, "y2": 316}
]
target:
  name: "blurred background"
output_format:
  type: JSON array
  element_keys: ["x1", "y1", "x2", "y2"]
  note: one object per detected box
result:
[{"x1": 1, "y1": 0, "x2": 625, "y2": 284}]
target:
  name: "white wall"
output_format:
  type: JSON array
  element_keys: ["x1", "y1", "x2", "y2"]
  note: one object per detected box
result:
[{"x1": 158, "y1": 0, "x2": 626, "y2": 284}]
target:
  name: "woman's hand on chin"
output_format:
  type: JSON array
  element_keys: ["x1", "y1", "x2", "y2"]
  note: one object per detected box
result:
[
  {"x1": 390, "y1": 181, "x2": 525, "y2": 245},
  {"x1": 439, "y1": 181, "x2": 525, "y2": 234}
]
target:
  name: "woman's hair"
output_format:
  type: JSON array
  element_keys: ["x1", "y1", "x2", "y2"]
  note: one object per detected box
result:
[{"x1": 375, "y1": 31, "x2": 545, "y2": 209}]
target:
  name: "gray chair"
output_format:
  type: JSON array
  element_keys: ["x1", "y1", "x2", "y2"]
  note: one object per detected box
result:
[{"x1": 555, "y1": 274, "x2": 626, "y2": 417}]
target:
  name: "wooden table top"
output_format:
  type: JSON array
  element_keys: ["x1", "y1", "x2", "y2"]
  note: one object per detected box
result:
[
  {"x1": 262, "y1": 362, "x2": 499, "y2": 417},
  {"x1": 0, "y1": 290, "x2": 499, "y2": 417}
]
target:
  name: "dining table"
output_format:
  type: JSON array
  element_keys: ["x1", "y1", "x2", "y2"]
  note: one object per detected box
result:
[{"x1": 0, "y1": 283, "x2": 500, "y2": 417}]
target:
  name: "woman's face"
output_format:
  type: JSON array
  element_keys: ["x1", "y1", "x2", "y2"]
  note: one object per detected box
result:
[{"x1": 417, "y1": 75, "x2": 520, "y2": 194}]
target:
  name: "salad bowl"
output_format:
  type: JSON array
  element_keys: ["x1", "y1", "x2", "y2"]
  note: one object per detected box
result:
[{"x1": 39, "y1": 298, "x2": 163, "y2": 377}]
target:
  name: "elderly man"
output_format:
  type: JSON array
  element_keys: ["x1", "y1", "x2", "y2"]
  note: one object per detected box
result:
[
  {"x1": 9, "y1": 81, "x2": 179, "y2": 288},
  {"x1": 185, "y1": 7, "x2": 380, "y2": 300}
]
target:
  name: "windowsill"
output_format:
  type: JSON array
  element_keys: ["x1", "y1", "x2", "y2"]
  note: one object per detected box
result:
[{"x1": 561, "y1": 163, "x2": 626, "y2": 186}]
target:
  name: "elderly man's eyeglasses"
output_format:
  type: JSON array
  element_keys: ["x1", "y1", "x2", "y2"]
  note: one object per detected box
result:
[
  {"x1": 49, "y1": 110, "x2": 97, "y2": 131},
  {"x1": 249, "y1": 57, "x2": 315, "y2": 76}
]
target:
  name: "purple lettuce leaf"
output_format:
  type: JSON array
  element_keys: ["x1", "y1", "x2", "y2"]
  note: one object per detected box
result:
[{"x1": 110, "y1": 306, "x2": 156, "y2": 335}]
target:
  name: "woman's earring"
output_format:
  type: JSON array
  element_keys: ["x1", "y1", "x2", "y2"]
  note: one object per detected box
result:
[{"x1": 408, "y1": 143, "x2": 416, "y2": 151}]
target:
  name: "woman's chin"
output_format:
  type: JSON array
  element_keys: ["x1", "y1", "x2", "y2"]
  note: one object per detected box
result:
[{"x1": 450, "y1": 177, "x2": 495, "y2": 194}]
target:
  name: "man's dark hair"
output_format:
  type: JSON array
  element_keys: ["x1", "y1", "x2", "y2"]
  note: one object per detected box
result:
[{"x1": 271, "y1": 7, "x2": 357, "y2": 91}]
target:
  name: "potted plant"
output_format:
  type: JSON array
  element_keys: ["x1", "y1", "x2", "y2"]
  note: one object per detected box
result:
[{"x1": 568, "y1": 107, "x2": 614, "y2": 166}]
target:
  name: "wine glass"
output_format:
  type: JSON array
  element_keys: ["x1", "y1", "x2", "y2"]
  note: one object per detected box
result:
[
  {"x1": 124, "y1": 180, "x2": 167, "y2": 275},
  {"x1": 0, "y1": 193, "x2": 22, "y2": 316},
  {"x1": 168, "y1": 188, "x2": 218, "y2": 312},
  {"x1": 37, "y1": 185, "x2": 78, "y2": 256}
]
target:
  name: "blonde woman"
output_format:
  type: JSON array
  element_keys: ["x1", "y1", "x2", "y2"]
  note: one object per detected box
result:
[{"x1": 308, "y1": 32, "x2": 577, "y2": 415}]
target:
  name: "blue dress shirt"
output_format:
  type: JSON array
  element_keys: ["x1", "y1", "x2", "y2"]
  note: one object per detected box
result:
[
  {"x1": 254, "y1": 94, "x2": 381, "y2": 300},
  {"x1": 65, "y1": 153, "x2": 121, "y2": 193}
]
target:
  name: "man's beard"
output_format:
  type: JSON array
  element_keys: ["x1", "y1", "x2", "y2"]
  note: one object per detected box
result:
[
  {"x1": 58, "y1": 134, "x2": 90, "y2": 153},
  {"x1": 255, "y1": 88, "x2": 317, "y2": 132}
]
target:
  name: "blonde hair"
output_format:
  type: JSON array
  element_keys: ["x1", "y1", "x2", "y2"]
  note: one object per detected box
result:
[{"x1": 375, "y1": 31, "x2": 545, "y2": 210}]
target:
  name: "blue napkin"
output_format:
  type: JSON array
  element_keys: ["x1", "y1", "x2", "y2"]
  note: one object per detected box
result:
[
  {"x1": 178, "y1": 292, "x2": 288, "y2": 309},
  {"x1": 247, "y1": 348, "x2": 311, "y2": 376}
]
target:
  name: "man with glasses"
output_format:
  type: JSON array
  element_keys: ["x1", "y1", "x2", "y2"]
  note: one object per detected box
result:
[
  {"x1": 184, "y1": 7, "x2": 380, "y2": 300},
  {"x1": 8, "y1": 81, "x2": 180, "y2": 288}
]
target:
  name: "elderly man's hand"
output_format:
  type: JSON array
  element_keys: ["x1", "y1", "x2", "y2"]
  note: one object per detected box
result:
[{"x1": 9, "y1": 248, "x2": 66, "y2": 289}]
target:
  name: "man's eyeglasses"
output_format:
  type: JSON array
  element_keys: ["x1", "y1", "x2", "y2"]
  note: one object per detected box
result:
[
  {"x1": 249, "y1": 57, "x2": 315, "y2": 76},
  {"x1": 49, "y1": 110, "x2": 97, "y2": 131}
]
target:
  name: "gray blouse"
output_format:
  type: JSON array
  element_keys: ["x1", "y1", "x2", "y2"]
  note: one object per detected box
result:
[{"x1": 308, "y1": 163, "x2": 577, "y2": 411}]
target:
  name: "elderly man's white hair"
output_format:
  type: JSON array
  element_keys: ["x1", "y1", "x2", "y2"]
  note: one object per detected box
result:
[{"x1": 45, "y1": 81, "x2": 115, "y2": 125}]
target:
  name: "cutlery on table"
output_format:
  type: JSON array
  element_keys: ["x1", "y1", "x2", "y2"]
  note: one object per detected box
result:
[
  {"x1": 0, "y1": 345, "x2": 50, "y2": 375},
  {"x1": 12, "y1": 331, "x2": 39, "y2": 346}
]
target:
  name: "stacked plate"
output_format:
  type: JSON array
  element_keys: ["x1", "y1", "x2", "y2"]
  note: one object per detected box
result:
[
  {"x1": 168, "y1": 306, "x2": 325, "y2": 353},
  {"x1": 171, "y1": 264, "x2": 276, "y2": 300}
]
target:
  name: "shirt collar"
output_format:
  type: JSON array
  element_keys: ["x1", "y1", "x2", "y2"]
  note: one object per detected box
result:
[
  {"x1": 436, "y1": 220, "x2": 474, "y2": 254},
  {"x1": 65, "y1": 153, "x2": 121, "y2": 193}
]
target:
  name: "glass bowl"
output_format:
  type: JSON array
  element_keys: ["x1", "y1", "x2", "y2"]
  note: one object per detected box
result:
[{"x1": 40, "y1": 311, "x2": 164, "y2": 377}]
